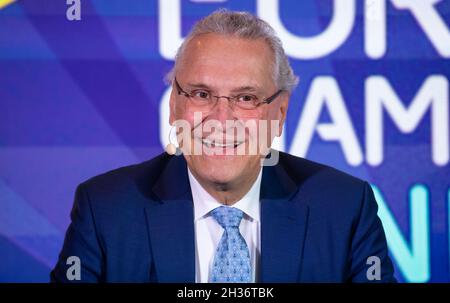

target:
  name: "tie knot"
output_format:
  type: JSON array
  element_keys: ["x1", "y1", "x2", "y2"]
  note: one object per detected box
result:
[{"x1": 211, "y1": 206, "x2": 244, "y2": 229}]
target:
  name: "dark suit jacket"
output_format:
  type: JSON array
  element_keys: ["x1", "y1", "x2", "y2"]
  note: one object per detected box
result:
[{"x1": 51, "y1": 151, "x2": 396, "y2": 282}]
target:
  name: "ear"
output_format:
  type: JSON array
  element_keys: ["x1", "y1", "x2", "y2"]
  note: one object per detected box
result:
[
  {"x1": 276, "y1": 94, "x2": 289, "y2": 136},
  {"x1": 169, "y1": 88, "x2": 176, "y2": 125}
]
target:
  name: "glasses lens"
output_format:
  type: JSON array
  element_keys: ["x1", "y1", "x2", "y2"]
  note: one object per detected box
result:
[
  {"x1": 189, "y1": 92, "x2": 214, "y2": 110},
  {"x1": 234, "y1": 94, "x2": 260, "y2": 110}
]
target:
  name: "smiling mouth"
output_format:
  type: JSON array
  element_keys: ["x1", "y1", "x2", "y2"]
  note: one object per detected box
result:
[{"x1": 200, "y1": 138, "x2": 244, "y2": 149}]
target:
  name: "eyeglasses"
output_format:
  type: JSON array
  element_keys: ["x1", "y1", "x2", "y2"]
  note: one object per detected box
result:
[{"x1": 174, "y1": 77, "x2": 283, "y2": 111}]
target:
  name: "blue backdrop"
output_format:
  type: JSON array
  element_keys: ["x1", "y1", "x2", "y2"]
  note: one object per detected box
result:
[{"x1": 0, "y1": 0, "x2": 449, "y2": 282}]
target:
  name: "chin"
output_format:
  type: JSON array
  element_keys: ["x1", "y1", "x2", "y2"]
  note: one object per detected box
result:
[{"x1": 193, "y1": 155, "x2": 243, "y2": 184}]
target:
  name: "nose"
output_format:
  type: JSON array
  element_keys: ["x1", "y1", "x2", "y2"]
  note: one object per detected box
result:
[{"x1": 207, "y1": 96, "x2": 236, "y2": 124}]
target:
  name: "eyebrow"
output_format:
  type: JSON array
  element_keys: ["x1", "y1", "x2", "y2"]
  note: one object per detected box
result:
[
  {"x1": 185, "y1": 82, "x2": 260, "y2": 93},
  {"x1": 230, "y1": 86, "x2": 259, "y2": 93},
  {"x1": 185, "y1": 82, "x2": 211, "y2": 89}
]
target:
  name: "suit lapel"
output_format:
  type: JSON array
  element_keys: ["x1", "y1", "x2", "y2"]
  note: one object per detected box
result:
[
  {"x1": 144, "y1": 155, "x2": 195, "y2": 282},
  {"x1": 143, "y1": 153, "x2": 310, "y2": 283},
  {"x1": 260, "y1": 160, "x2": 310, "y2": 282}
]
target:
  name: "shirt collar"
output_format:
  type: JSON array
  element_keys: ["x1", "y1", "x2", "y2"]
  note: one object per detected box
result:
[{"x1": 188, "y1": 167, "x2": 262, "y2": 222}]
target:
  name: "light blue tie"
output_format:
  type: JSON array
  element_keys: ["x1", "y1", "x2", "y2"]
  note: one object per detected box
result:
[{"x1": 209, "y1": 206, "x2": 251, "y2": 283}]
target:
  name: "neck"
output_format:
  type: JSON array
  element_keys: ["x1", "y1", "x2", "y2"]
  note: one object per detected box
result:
[{"x1": 190, "y1": 167, "x2": 261, "y2": 206}]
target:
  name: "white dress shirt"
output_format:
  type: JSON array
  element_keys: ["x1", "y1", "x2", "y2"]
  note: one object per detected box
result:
[{"x1": 187, "y1": 167, "x2": 262, "y2": 283}]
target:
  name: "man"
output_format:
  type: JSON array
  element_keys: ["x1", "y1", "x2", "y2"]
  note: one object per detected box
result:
[{"x1": 51, "y1": 9, "x2": 395, "y2": 282}]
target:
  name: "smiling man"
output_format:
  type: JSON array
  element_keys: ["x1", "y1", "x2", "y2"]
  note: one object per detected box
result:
[{"x1": 51, "y1": 9, "x2": 395, "y2": 283}]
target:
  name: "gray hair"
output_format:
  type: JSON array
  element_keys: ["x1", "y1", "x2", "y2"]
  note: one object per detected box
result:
[{"x1": 166, "y1": 9, "x2": 299, "y2": 93}]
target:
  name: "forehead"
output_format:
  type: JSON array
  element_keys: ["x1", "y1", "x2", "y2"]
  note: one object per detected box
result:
[{"x1": 176, "y1": 33, "x2": 275, "y2": 90}]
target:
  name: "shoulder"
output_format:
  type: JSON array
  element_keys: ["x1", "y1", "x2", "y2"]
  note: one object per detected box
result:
[
  {"x1": 82, "y1": 152, "x2": 170, "y2": 186},
  {"x1": 277, "y1": 151, "x2": 369, "y2": 213},
  {"x1": 77, "y1": 152, "x2": 172, "y2": 205},
  {"x1": 278, "y1": 151, "x2": 365, "y2": 190}
]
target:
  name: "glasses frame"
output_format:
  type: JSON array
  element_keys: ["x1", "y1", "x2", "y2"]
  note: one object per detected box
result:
[{"x1": 173, "y1": 77, "x2": 284, "y2": 110}]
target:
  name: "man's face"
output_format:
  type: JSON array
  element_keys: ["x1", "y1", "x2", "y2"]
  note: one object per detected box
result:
[{"x1": 169, "y1": 33, "x2": 289, "y2": 187}]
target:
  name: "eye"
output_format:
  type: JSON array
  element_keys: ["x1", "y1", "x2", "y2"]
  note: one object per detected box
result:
[
  {"x1": 192, "y1": 90, "x2": 210, "y2": 99},
  {"x1": 237, "y1": 94, "x2": 258, "y2": 103}
]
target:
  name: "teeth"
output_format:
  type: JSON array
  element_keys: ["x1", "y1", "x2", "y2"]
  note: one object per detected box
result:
[{"x1": 201, "y1": 138, "x2": 242, "y2": 148}]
